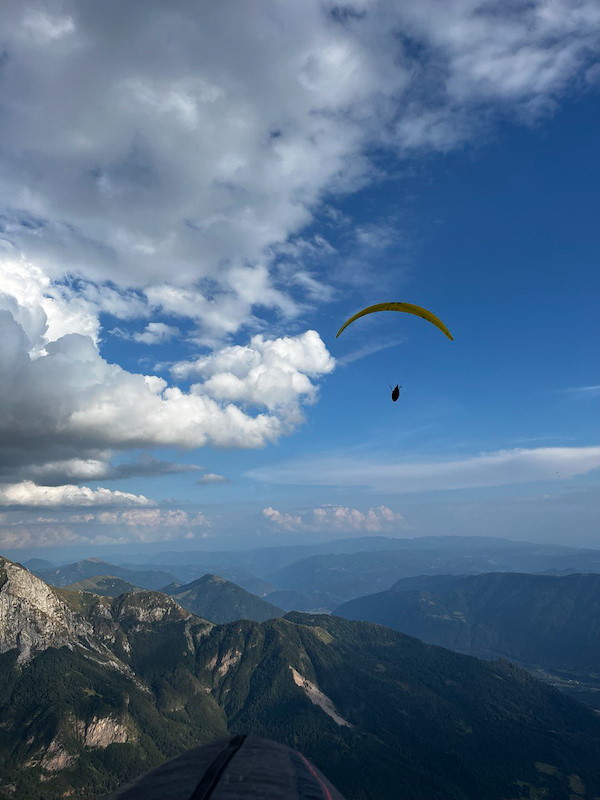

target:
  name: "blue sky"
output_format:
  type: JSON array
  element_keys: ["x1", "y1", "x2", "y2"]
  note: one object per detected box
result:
[{"x1": 0, "y1": 1, "x2": 599, "y2": 555}]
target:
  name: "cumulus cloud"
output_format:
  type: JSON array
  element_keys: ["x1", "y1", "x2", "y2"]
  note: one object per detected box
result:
[
  {"x1": 249, "y1": 446, "x2": 600, "y2": 493},
  {"x1": 0, "y1": 256, "x2": 100, "y2": 353},
  {"x1": 131, "y1": 322, "x2": 180, "y2": 345},
  {"x1": 262, "y1": 507, "x2": 304, "y2": 531},
  {"x1": 262, "y1": 504, "x2": 403, "y2": 532},
  {"x1": 0, "y1": 480, "x2": 154, "y2": 508},
  {"x1": 0, "y1": 303, "x2": 334, "y2": 480},
  {"x1": 171, "y1": 330, "x2": 335, "y2": 423},
  {"x1": 312, "y1": 504, "x2": 403, "y2": 531}
]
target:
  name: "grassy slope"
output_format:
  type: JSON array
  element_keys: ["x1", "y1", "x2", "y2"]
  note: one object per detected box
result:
[{"x1": 334, "y1": 572, "x2": 600, "y2": 671}]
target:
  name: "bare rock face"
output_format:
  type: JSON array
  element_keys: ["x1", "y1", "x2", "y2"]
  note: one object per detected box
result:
[
  {"x1": 26, "y1": 737, "x2": 74, "y2": 772},
  {"x1": 0, "y1": 558, "x2": 93, "y2": 662},
  {"x1": 113, "y1": 590, "x2": 192, "y2": 629},
  {"x1": 76, "y1": 716, "x2": 132, "y2": 748}
]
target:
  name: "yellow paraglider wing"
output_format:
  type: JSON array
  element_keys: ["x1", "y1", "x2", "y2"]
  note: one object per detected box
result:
[{"x1": 335, "y1": 302, "x2": 454, "y2": 341}]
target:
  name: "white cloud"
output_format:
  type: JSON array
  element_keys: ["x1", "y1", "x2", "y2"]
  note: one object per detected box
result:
[
  {"x1": 197, "y1": 473, "x2": 229, "y2": 485},
  {"x1": 0, "y1": 305, "x2": 334, "y2": 478},
  {"x1": 0, "y1": 505, "x2": 210, "y2": 547},
  {"x1": 249, "y1": 446, "x2": 600, "y2": 493},
  {"x1": 0, "y1": 480, "x2": 154, "y2": 508},
  {"x1": 172, "y1": 330, "x2": 335, "y2": 424},
  {"x1": 0, "y1": 0, "x2": 597, "y2": 338},
  {"x1": 132, "y1": 322, "x2": 180, "y2": 345},
  {"x1": 0, "y1": 256, "x2": 100, "y2": 353},
  {"x1": 262, "y1": 507, "x2": 304, "y2": 531},
  {"x1": 263, "y1": 503, "x2": 403, "y2": 532},
  {"x1": 22, "y1": 456, "x2": 202, "y2": 485}
]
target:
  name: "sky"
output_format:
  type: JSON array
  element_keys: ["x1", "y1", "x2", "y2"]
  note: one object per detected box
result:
[{"x1": 0, "y1": 0, "x2": 599, "y2": 558}]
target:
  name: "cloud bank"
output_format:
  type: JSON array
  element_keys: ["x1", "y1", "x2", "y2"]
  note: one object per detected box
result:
[
  {"x1": 1, "y1": 0, "x2": 598, "y2": 333},
  {"x1": 0, "y1": 481, "x2": 154, "y2": 508},
  {"x1": 0, "y1": 506, "x2": 210, "y2": 548},
  {"x1": 250, "y1": 446, "x2": 600, "y2": 493},
  {"x1": 263, "y1": 504, "x2": 403, "y2": 532}
]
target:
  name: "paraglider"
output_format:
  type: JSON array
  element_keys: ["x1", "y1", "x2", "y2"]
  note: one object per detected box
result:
[
  {"x1": 336, "y1": 301, "x2": 454, "y2": 341},
  {"x1": 336, "y1": 301, "x2": 453, "y2": 402}
]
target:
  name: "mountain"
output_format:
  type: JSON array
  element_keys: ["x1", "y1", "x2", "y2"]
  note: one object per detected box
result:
[
  {"x1": 150, "y1": 535, "x2": 600, "y2": 578},
  {"x1": 266, "y1": 540, "x2": 600, "y2": 609},
  {"x1": 22, "y1": 558, "x2": 55, "y2": 571},
  {"x1": 28, "y1": 537, "x2": 600, "y2": 613},
  {"x1": 334, "y1": 572, "x2": 600, "y2": 709},
  {"x1": 66, "y1": 576, "x2": 144, "y2": 597},
  {"x1": 264, "y1": 589, "x2": 331, "y2": 612},
  {"x1": 235, "y1": 576, "x2": 275, "y2": 597},
  {"x1": 267, "y1": 550, "x2": 447, "y2": 608},
  {"x1": 2, "y1": 556, "x2": 600, "y2": 799},
  {"x1": 166, "y1": 574, "x2": 285, "y2": 623},
  {"x1": 0, "y1": 556, "x2": 225, "y2": 800},
  {"x1": 334, "y1": 572, "x2": 600, "y2": 668},
  {"x1": 149, "y1": 536, "x2": 418, "y2": 573},
  {"x1": 34, "y1": 559, "x2": 178, "y2": 590}
]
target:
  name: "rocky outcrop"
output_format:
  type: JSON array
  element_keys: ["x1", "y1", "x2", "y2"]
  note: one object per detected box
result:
[
  {"x1": 0, "y1": 558, "x2": 94, "y2": 663},
  {"x1": 76, "y1": 716, "x2": 132, "y2": 748},
  {"x1": 112, "y1": 590, "x2": 192, "y2": 629},
  {"x1": 25, "y1": 737, "x2": 74, "y2": 772}
]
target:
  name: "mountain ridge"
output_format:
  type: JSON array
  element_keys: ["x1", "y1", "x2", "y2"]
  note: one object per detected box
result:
[
  {"x1": 2, "y1": 556, "x2": 600, "y2": 800},
  {"x1": 33, "y1": 559, "x2": 178, "y2": 591},
  {"x1": 166, "y1": 573, "x2": 285, "y2": 623}
]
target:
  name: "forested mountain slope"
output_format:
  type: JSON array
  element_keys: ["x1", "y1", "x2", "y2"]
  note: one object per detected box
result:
[
  {"x1": 334, "y1": 572, "x2": 600, "y2": 670},
  {"x1": 165, "y1": 573, "x2": 285, "y2": 623},
  {"x1": 2, "y1": 557, "x2": 600, "y2": 800}
]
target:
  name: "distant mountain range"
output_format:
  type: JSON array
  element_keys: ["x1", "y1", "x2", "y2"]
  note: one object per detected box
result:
[
  {"x1": 262, "y1": 538, "x2": 600, "y2": 609},
  {"x1": 262, "y1": 588, "x2": 328, "y2": 612},
  {"x1": 133, "y1": 535, "x2": 600, "y2": 580},
  {"x1": 164, "y1": 574, "x2": 285, "y2": 623},
  {"x1": 23, "y1": 535, "x2": 600, "y2": 613},
  {"x1": 335, "y1": 571, "x2": 600, "y2": 668},
  {"x1": 3, "y1": 555, "x2": 600, "y2": 799},
  {"x1": 334, "y1": 571, "x2": 600, "y2": 709},
  {"x1": 32, "y1": 559, "x2": 178, "y2": 591}
]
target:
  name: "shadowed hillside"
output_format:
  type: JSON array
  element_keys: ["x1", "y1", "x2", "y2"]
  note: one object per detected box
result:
[{"x1": 165, "y1": 574, "x2": 285, "y2": 623}]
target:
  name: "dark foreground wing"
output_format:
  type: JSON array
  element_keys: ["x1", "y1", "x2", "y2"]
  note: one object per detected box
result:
[{"x1": 102, "y1": 735, "x2": 347, "y2": 800}]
